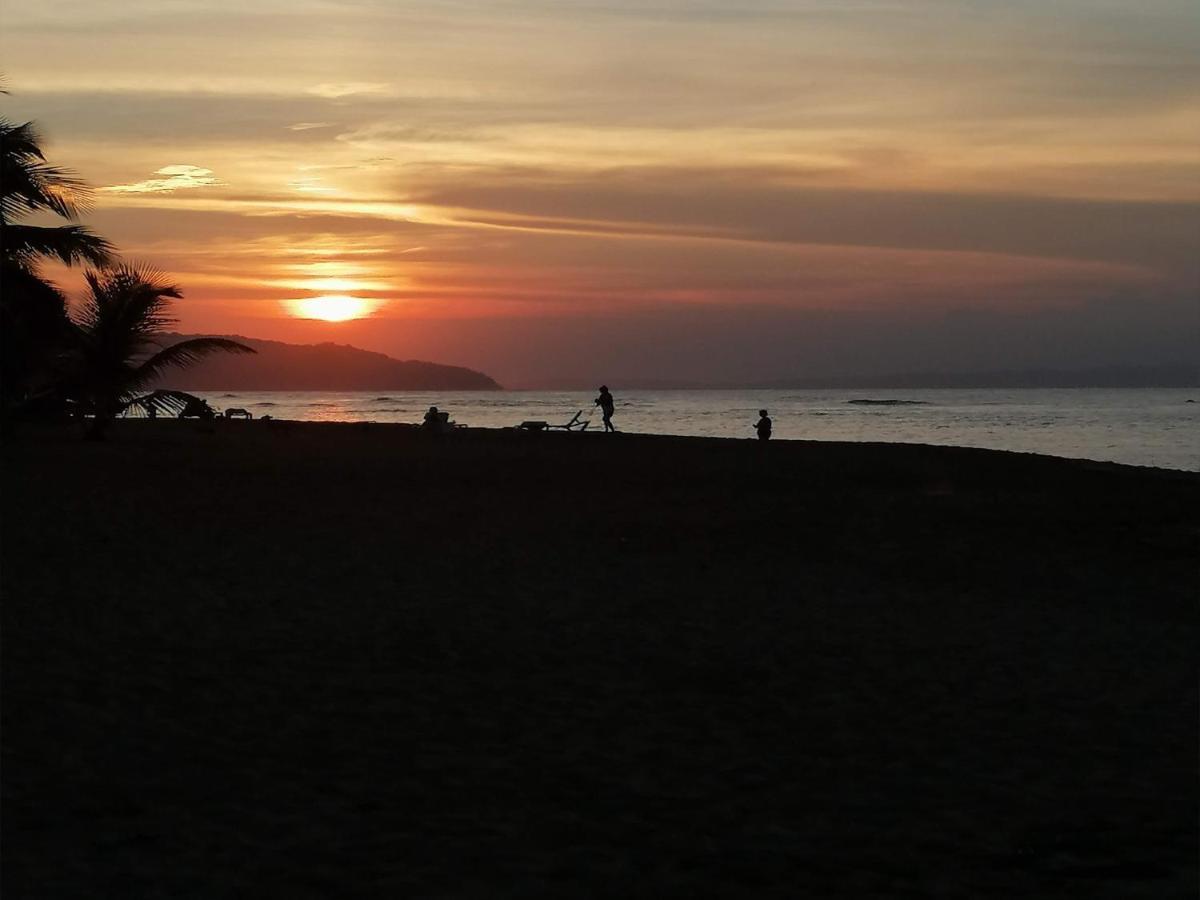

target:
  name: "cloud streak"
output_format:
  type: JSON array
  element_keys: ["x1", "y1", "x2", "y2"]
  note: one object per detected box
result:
[{"x1": 101, "y1": 165, "x2": 223, "y2": 194}]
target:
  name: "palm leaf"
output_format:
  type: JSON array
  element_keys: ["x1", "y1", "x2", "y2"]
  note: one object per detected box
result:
[
  {"x1": 2, "y1": 223, "x2": 115, "y2": 266},
  {"x1": 128, "y1": 338, "x2": 255, "y2": 394},
  {"x1": 0, "y1": 120, "x2": 93, "y2": 222},
  {"x1": 0, "y1": 161, "x2": 91, "y2": 221},
  {"x1": 73, "y1": 263, "x2": 182, "y2": 337},
  {"x1": 0, "y1": 120, "x2": 47, "y2": 160},
  {"x1": 121, "y1": 389, "x2": 197, "y2": 417}
]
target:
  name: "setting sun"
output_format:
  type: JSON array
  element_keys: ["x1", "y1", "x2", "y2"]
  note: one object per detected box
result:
[{"x1": 286, "y1": 295, "x2": 377, "y2": 322}]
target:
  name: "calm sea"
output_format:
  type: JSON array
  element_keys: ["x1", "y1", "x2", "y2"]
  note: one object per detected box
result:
[{"x1": 198, "y1": 388, "x2": 1200, "y2": 471}]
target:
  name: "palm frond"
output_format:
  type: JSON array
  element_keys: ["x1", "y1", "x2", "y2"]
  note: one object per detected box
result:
[
  {"x1": 0, "y1": 119, "x2": 94, "y2": 222},
  {"x1": 68, "y1": 264, "x2": 188, "y2": 405},
  {"x1": 0, "y1": 120, "x2": 47, "y2": 161},
  {"x1": 0, "y1": 161, "x2": 92, "y2": 221},
  {"x1": 2, "y1": 222, "x2": 115, "y2": 267},
  {"x1": 121, "y1": 389, "x2": 197, "y2": 417},
  {"x1": 73, "y1": 263, "x2": 182, "y2": 336},
  {"x1": 127, "y1": 338, "x2": 255, "y2": 394}
]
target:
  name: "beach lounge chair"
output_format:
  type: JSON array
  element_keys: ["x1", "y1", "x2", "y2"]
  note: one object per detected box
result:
[{"x1": 518, "y1": 410, "x2": 591, "y2": 432}]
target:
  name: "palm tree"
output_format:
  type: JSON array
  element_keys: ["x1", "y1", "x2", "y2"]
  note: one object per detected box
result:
[
  {"x1": 68, "y1": 264, "x2": 254, "y2": 438},
  {"x1": 0, "y1": 119, "x2": 113, "y2": 267},
  {"x1": 1, "y1": 116, "x2": 115, "y2": 414}
]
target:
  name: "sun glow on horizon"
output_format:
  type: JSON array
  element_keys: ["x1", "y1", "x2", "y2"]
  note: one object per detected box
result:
[{"x1": 285, "y1": 295, "x2": 379, "y2": 321}]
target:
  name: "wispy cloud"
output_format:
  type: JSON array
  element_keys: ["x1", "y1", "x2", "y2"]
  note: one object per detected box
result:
[
  {"x1": 286, "y1": 121, "x2": 332, "y2": 131},
  {"x1": 286, "y1": 177, "x2": 338, "y2": 194},
  {"x1": 308, "y1": 82, "x2": 390, "y2": 99},
  {"x1": 101, "y1": 165, "x2": 223, "y2": 194}
]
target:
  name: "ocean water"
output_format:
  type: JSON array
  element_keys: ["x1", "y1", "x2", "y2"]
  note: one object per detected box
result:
[{"x1": 199, "y1": 388, "x2": 1200, "y2": 471}]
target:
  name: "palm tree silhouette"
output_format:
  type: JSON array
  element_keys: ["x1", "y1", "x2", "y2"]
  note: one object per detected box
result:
[
  {"x1": 1, "y1": 116, "x2": 115, "y2": 414},
  {"x1": 67, "y1": 264, "x2": 254, "y2": 438}
]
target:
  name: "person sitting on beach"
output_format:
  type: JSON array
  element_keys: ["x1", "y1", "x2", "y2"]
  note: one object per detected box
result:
[
  {"x1": 595, "y1": 385, "x2": 616, "y2": 433},
  {"x1": 423, "y1": 406, "x2": 456, "y2": 434},
  {"x1": 756, "y1": 409, "x2": 772, "y2": 442}
]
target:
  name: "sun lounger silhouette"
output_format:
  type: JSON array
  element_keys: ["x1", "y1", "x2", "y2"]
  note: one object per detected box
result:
[{"x1": 518, "y1": 410, "x2": 591, "y2": 432}]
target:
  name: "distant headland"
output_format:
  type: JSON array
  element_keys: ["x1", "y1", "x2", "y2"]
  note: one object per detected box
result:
[{"x1": 154, "y1": 334, "x2": 502, "y2": 391}]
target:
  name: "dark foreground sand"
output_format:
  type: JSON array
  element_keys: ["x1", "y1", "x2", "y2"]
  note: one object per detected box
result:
[{"x1": 3, "y1": 420, "x2": 1197, "y2": 898}]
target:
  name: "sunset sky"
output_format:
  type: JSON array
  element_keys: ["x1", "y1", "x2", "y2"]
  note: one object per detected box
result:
[{"x1": 3, "y1": 0, "x2": 1197, "y2": 385}]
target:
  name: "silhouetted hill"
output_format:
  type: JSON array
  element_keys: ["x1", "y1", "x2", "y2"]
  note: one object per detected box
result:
[{"x1": 157, "y1": 334, "x2": 501, "y2": 391}]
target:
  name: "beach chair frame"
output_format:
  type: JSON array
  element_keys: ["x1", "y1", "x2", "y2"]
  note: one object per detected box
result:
[
  {"x1": 518, "y1": 410, "x2": 590, "y2": 432},
  {"x1": 546, "y1": 410, "x2": 589, "y2": 432}
]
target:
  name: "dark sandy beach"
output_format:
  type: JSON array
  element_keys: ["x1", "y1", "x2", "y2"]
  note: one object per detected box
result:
[{"x1": 3, "y1": 421, "x2": 1197, "y2": 897}]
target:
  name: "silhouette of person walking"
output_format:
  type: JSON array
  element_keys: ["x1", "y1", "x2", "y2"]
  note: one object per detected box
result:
[
  {"x1": 595, "y1": 385, "x2": 616, "y2": 432},
  {"x1": 756, "y1": 409, "x2": 772, "y2": 442}
]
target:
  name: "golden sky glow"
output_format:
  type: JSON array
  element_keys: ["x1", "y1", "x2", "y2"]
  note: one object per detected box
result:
[{"x1": 3, "y1": 1, "x2": 1197, "y2": 384}]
